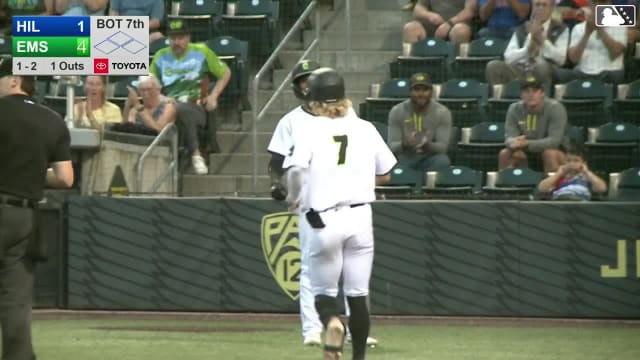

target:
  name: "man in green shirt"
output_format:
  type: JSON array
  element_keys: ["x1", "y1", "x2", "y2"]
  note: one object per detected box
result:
[{"x1": 150, "y1": 19, "x2": 231, "y2": 175}]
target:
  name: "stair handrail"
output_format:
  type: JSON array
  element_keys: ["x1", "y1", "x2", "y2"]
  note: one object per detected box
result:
[
  {"x1": 251, "y1": 1, "x2": 321, "y2": 194},
  {"x1": 136, "y1": 122, "x2": 179, "y2": 195}
]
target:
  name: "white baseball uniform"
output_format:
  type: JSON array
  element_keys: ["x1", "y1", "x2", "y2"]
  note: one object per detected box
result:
[
  {"x1": 267, "y1": 105, "x2": 324, "y2": 339},
  {"x1": 283, "y1": 111, "x2": 396, "y2": 299}
]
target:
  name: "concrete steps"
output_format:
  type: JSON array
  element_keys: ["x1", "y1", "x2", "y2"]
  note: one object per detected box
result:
[
  {"x1": 277, "y1": 49, "x2": 400, "y2": 73},
  {"x1": 217, "y1": 131, "x2": 272, "y2": 153},
  {"x1": 208, "y1": 153, "x2": 270, "y2": 175},
  {"x1": 303, "y1": 30, "x2": 403, "y2": 51}
]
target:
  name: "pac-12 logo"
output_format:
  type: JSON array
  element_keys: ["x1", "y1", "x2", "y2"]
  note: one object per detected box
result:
[
  {"x1": 261, "y1": 212, "x2": 301, "y2": 300},
  {"x1": 596, "y1": 5, "x2": 636, "y2": 27},
  {"x1": 94, "y1": 58, "x2": 109, "y2": 74}
]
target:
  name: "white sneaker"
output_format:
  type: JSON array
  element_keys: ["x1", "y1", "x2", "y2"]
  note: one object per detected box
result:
[
  {"x1": 192, "y1": 155, "x2": 208, "y2": 175},
  {"x1": 303, "y1": 333, "x2": 322, "y2": 346},
  {"x1": 346, "y1": 334, "x2": 379, "y2": 347}
]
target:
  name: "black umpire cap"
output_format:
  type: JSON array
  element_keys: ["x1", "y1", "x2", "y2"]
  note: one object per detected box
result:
[
  {"x1": 307, "y1": 67, "x2": 345, "y2": 103},
  {"x1": 0, "y1": 57, "x2": 35, "y2": 96}
]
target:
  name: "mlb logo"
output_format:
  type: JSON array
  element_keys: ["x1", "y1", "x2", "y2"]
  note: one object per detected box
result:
[
  {"x1": 596, "y1": 5, "x2": 636, "y2": 27},
  {"x1": 94, "y1": 58, "x2": 109, "y2": 74}
]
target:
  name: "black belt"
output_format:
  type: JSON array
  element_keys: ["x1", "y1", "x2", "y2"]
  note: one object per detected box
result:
[
  {"x1": 0, "y1": 194, "x2": 37, "y2": 209},
  {"x1": 317, "y1": 203, "x2": 366, "y2": 213}
]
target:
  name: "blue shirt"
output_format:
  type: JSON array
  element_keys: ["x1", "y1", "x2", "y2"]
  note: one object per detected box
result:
[{"x1": 479, "y1": 0, "x2": 530, "y2": 30}]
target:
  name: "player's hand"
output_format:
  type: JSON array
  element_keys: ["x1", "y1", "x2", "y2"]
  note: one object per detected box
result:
[
  {"x1": 434, "y1": 22, "x2": 451, "y2": 39},
  {"x1": 204, "y1": 95, "x2": 218, "y2": 112},
  {"x1": 270, "y1": 183, "x2": 287, "y2": 201}
]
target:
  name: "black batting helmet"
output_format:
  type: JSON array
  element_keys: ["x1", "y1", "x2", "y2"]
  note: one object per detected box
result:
[
  {"x1": 307, "y1": 67, "x2": 345, "y2": 103},
  {"x1": 291, "y1": 59, "x2": 320, "y2": 100}
]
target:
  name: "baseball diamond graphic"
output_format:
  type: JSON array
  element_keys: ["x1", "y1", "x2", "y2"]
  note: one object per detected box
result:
[{"x1": 95, "y1": 31, "x2": 147, "y2": 55}]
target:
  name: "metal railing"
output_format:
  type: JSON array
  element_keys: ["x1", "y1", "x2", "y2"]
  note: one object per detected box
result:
[
  {"x1": 251, "y1": 1, "x2": 321, "y2": 194},
  {"x1": 136, "y1": 122, "x2": 179, "y2": 194}
]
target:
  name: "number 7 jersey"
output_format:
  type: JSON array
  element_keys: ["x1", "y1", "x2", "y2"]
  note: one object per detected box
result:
[{"x1": 283, "y1": 111, "x2": 397, "y2": 211}]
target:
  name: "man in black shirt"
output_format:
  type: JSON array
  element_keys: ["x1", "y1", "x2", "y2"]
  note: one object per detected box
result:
[{"x1": 0, "y1": 57, "x2": 73, "y2": 360}]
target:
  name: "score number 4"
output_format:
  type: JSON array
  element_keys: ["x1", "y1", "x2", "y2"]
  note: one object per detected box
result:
[{"x1": 76, "y1": 38, "x2": 89, "y2": 56}]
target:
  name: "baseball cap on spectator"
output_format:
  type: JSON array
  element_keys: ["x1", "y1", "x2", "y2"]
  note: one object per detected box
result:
[
  {"x1": 521, "y1": 74, "x2": 544, "y2": 91},
  {"x1": 167, "y1": 19, "x2": 190, "y2": 35},
  {"x1": 410, "y1": 73, "x2": 432, "y2": 89}
]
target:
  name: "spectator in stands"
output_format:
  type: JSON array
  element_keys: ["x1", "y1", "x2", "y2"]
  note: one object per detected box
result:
[
  {"x1": 499, "y1": 74, "x2": 568, "y2": 172},
  {"x1": 486, "y1": 0, "x2": 569, "y2": 85},
  {"x1": 402, "y1": 0, "x2": 476, "y2": 46},
  {"x1": 557, "y1": 0, "x2": 627, "y2": 84},
  {"x1": 150, "y1": 19, "x2": 231, "y2": 175},
  {"x1": 73, "y1": 75, "x2": 122, "y2": 130},
  {"x1": 478, "y1": 0, "x2": 531, "y2": 40},
  {"x1": 388, "y1": 73, "x2": 452, "y2": 178},
  {"x1": 123, "y1": 75, "x2": 176, "y2": 133},
  {"x1": 554, "y1": 0, "x2": 587, "y2": 28},
  {"x1": 109, "y1": 0, "x2": 165, "y2": 42},
  {"x1": 0, "y1": 0, "x2": 55, "y2": 34},
  {"x1": 56, "y1": 0, "x2": 107, "y2": 15},
  {"x1": 538, "y1": 145, "x2": 607, "y2": 200}
]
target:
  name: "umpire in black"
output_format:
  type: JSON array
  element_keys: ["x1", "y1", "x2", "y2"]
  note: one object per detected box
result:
[{"x1": 0, "y1": 57, "x2": 73, "y2": 360}]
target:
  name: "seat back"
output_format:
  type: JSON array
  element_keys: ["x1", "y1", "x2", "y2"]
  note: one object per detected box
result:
[
  {"x1": 596, "y1": 122, "x2": 639, "y2": 143},
  {"x1": 235, "y1": 0, "x2": 276, "y2": 15},
  {"x1": 410, "y1": 37, "x2": 454, "y2": 58},
  {"x1": 619, "y1": 167, "x2": 640, "y2": 188},
  {"x1": 495, "y1": 167, "x2": 543, "y2": 188},
  {"x1": 206, "y1": 36, "x2": 249, "y2": 98},
  {"x1": 150, "y1": 37, "x2": 170, "y2": 55},
  {"x1": 379, "y1": 78, "x2": 411, "y2": 98},
  {"x1": 562, "y1": 79, "x2": 609, "y2": 100},
  {"x1": 621, "y1": 79, "x2": 640, "y2": 99},
  {"x1": 221, "y1": 0, "x2": 278, "y2": 61},
  {"x1": 440, "y1": 78, "x2": 485, "y2": 99},
  {"x1": 470, "y1": 122, "x2": 504, "y2": 143},
  {"x1": 179, "y1": 0, "x2": 223, "y2": 15},
  {"x1": 435, "y1": 165, "x2": 481, "y2": 188},
  {"x1": 467, "y1": 37, "x2": 508, "y2": 57}
]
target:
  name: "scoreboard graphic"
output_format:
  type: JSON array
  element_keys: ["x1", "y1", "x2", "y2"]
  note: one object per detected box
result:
[{"x1": 12, "y1": 16, "x2": 149, "y2": 76}]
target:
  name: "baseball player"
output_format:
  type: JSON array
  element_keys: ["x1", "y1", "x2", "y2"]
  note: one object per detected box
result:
[
  {"x1": 284, "y1": 67, "x2": 396, "y2": 360},
  {"x1": 267, "y1": 61, "x2": 380, "y2": 348}
]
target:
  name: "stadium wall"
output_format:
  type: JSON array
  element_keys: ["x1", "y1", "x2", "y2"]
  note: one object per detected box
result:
[{"x1": 36, "y1": 197, "x2": 640, "y2": 318}]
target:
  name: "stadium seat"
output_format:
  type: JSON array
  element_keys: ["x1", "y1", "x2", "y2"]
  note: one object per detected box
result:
[
  {"x1": 43, "y1": 79, "x2": 85, "y2": 118},
  {"x1": 375, "y1": 165, "x2": 422, "y2": 199},
  {"x1": 423, "y1": 165, "x2": 483, "y2": 199},
  {"x1": 372, "y1": 121, "x2": 388, "y2": 143},
  {"x1": 390, "y1": 38, "x2": 454, "y2": 84},
  {"x1": 612, "y1": 79, "x2": 640, "y2": 126},
  {"x1": 220, "y1": 0, "x2": 279, "y2": 63},
  {"x1": 362, "y1": 78, "x2": 410, "y2": 123},
  {"x1": 556, "y1": 79, "x2": 612, "y2": 128},
  {"x1": 487, "y1": 79, "x2": 552, "y2": 122},
  {"x1": 483, "y1": 167, "x2": 543, "y2": 199},
  {"x1": 454, "y1": 37, "x2": 507, "y2": 82},
  {"x1": 166, "y1": 0, "x2": 224, "y2": 43},
  {"x1": 584, "y1": 122, "x2": 639, "y2": 178},
  {"x1": 567, "y1": 125, "x2": 585, "y2": 145},
  {"x1": 108, "y1": 76, "x2": 138, "y2": 109},
  {"x1": 149, "y1": 37, "x2": 170, "y2": 63},
  {"x1": 455, "y1": 122, "x2": 504, "y2": 172},
  {"x1": 610, "y1": 167, "x2": 640, "y2": 201},
  {"x1": 436, "y1": 78, "x2": 488, "y2": 128},
  {"x1": 206, "y1": 36, "x2": 250, "y2": 107}
]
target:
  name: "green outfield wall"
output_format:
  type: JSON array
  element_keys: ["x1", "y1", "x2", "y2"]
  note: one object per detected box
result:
[{"x1": 48, "y1": 197, "x2": 640, "y2": 317}]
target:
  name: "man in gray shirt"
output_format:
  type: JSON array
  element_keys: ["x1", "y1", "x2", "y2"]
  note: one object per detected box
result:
[
  {"x1": 388, "y1": 73, "x2": 452, "y2": 178},
  {"x1": 402, "y1": 0, "x2": 477, "y2": 46},
  {"x1": 499, "y1": 74, "x2": 568, "y2": 173}
]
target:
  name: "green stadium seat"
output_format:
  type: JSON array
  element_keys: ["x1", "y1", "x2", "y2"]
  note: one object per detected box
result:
[
  {"x1": 375, "y1": 165, "x2": 422, "y2": 199},
  {"x1": 436, "y1": 78, "x2": 488, "y2": 128},
  {"x1": 612, "y1": 79, "x2": 640, "y2": 126},
  {"x1": 423, "y1": 165, "x2": 483, "y2": 199},
  {"x1": 390, "y1": 38, "x2": 454, "y2": 84},
  {"x1": 585, "y1": 122, "x2": 639, "y2": 177},
  {"x1": 363, "y1": 78, "x2": 410, "y2": 123},
  {"x1": 610, "y1": 167, "x2": 640, "y2": 201},
  {"x1": 483, "y1": 167, "x2": 543, "y2": 200},
  {"x1": 454, "y1": 37, "x2": 507, "y2": 82},
  {"x1": 455, "y1": 122, "x2": 504, "y2": 173},
  {"x1": 220, "y1": 0, "x2": 279, "y2": 63},
  {"x1": 206, "y1": 36, "x2": 249, "y2": 107},
  {"x1": 167, "y1": 0, "x2": 224, "y2": 43},
  {"x1": 557, "y1": 79, "x2": 612, "y2": 128}
]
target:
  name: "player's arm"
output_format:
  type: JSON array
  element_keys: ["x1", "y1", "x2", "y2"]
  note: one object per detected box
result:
[
  {"x1": 148, "y1": 0, "x2": 165, "y2": 31},
  {"x1": 542, "y1": 27, "x2": 569, "y2": 66},
  {"x1": 424, "y1": 109, "x2": 452, "y2": 154}
]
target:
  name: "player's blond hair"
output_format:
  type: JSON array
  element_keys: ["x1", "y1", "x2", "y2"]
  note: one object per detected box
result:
[{"x1": 308, "y1": 99, "x2": 353, "y2": 118}]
